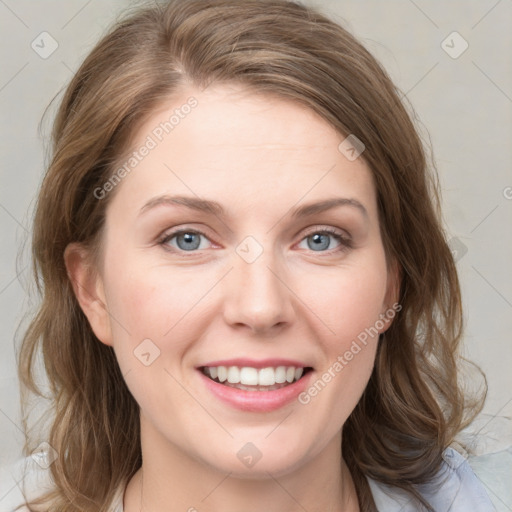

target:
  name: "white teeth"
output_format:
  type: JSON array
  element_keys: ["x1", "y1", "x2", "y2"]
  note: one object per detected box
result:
[
  {"x1": 239, "y1": 367, "x2": 259, "y2": 385},
  {"x1": 274, "y1": 366, "x2": 287, "y2": 384},
  {"x1": 217, "y1": 366, "x2": 227, "y2": 382},
  {"x1": 203, "y1": 365, "x2": 307, "y2": 387},
  {"x1": 227, "y1": 366, "x2": 240, "y2": 384},
  {"x1": 258, "y1": 367, "x2": 276, "y2": 386}
]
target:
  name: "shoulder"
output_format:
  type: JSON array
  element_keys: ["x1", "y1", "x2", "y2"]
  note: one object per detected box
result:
[
  {"x1": 0, "y1": 454, "x2": 53, "y2": 512},
  {"x1": 367, "y1": 447, "x2": 505, "y2": 511},
  {"x1": 0, "y1": 455, "x2": 127, "y2": 512},
  {"x1": 110, "y1": 484, "x2": 125, "y2": 512},
  {"x1": 4, "y1": 447, "x2": 509, "y2": 512}
]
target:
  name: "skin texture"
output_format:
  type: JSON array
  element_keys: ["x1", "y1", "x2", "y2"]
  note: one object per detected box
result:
[{"x1": 65, "y1": 84, "x2": 398, "y2": 512}]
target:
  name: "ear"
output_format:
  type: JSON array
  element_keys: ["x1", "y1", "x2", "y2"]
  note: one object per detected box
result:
[
  {"x1": 379, "y1": 258, "x2": 401, "y2": 333},
  {"x1": 64, "y1": 242, "x2": 113, "y2": 346}
]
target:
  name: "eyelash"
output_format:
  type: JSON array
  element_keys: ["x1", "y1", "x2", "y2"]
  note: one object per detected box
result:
[
  {"x1": 301, "y1": 227, "x2": 353, "y2": 253},
  {"x1": 158, "y1": 226, "x2": 353, "y2": 255}
]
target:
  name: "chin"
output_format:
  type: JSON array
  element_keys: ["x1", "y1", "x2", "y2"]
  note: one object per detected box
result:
[{"x1": 196, "y1": 438, "x2": 314, "y2": 479}]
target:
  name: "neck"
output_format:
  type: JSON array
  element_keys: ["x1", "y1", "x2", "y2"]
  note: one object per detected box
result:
[{"x1": 124, "y1": 419, "x2": 360, "y2": 512}]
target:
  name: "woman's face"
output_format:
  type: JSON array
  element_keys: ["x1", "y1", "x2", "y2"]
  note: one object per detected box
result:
[{"x1": 78, "y1": 84, "x2": 397, "y2": 477}]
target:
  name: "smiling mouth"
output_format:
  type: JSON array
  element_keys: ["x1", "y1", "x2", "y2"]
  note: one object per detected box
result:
[{"x1": 200, "y1": 365, "x2": 313, "y2": 392}]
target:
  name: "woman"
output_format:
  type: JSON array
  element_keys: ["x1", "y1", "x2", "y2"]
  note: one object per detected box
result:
[{"x1": 15, "y1": 0, "x2": 494, "y2": 510}]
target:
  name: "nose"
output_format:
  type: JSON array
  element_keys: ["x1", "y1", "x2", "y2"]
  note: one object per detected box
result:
[{"x1": 222, "y1": 251, "x2": 295, "y2": 335}]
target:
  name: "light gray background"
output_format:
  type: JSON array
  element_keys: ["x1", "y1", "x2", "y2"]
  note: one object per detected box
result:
[{"x1": 1, "y1": 0, "x2": 511, "y2": 485}]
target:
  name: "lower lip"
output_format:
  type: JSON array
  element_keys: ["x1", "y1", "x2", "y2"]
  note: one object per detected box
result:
[{"x1": 198, "y1": 370, "x2": 313, "y2": 412}]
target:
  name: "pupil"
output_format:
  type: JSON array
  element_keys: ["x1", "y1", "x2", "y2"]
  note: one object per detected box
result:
[
  {"x1": 308, "y1": 233, "x2": 329, "y2": 251},
  {"x1": 177, "y1": 232, "x2": 200, "y2": 251}
]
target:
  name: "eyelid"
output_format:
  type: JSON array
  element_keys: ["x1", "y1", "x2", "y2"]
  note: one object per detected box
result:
[
  {"x1": 300, "y1": 225, "x2": 351, "y2": 239},
  {"x1": 158, "y1": 227, "x2": 216, "y2": 253},
  {"x1": 295, "y1": 225, "x2": 353, "y2": 253},
  {"x1": 156, "y1": 224, "x2": 353, "y2": 254}
]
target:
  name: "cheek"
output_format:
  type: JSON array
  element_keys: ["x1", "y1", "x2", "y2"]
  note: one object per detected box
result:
[
  {"x1": 103, "y1": 253, "x2": 187, "y2": 339},
  {"x1": 101, "y1": 265, "x2": 199, "y2": 411},
  {"x1": 105, "y1": 272, "x2": 163, "y2": 337},
  {"x1": 300, "y1": 263, "x2": 389, "y2": 342},
  {"x1": 297, "y1": 272, "x2": 383, "y2": 434},
  {"x1": 295, "y1": 259, "x2": 388, "y2": 406},
  {"x1": 101, "y1": 258, "x2": 217, "y2": 371}
]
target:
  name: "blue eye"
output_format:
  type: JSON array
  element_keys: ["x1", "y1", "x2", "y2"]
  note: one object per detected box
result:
[
  {"x1": 159, "y1": 228, "x2": 350, "y2": 255},
  {"x1": 162, "y1": 230, "x2": 210, "y2": 251},
  {"x1": 298, "y1": 230, "x2": 350, "y2": 252}
]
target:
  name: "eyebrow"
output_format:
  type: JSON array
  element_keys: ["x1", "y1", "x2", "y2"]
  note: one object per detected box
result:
[
  {"x1": 139, "y1": 195, "x2": 223, "y2": 217},
  {"x1": 138, "y1": 195, "x2": 368, "y2": 219},
  {"x1": 291, "y1": 197, "x2": 368, "y2": 219}
]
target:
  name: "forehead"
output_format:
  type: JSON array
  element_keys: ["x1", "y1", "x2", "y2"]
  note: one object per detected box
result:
[{"x1": 106, "y1": 84, "x2": 377, "y2": 220}]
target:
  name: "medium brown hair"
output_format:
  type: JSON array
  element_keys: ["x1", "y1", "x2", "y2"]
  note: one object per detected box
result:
[{"x1": 18, "y1": 0, "x2": 484, "y2": 510}]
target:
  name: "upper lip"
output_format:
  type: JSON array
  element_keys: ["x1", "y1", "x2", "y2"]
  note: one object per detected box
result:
[{"x1": 197, "y1": 358, "x2": 313, "y2": 369}]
